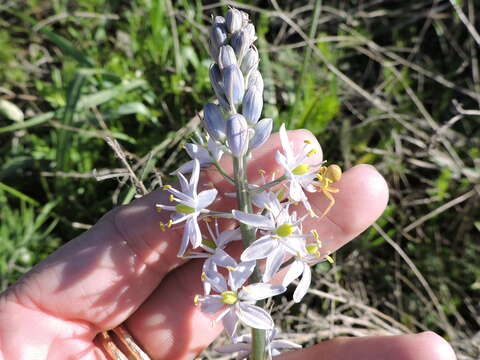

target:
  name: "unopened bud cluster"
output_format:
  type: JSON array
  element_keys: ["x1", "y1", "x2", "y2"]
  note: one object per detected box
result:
[{"x1": 156, "y1": 7, "x2": 342, "y2": 360}]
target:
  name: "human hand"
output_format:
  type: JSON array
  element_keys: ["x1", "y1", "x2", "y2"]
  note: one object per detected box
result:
[{"x1": 0, "y1": 130, "x2": 456, "y2": 360}]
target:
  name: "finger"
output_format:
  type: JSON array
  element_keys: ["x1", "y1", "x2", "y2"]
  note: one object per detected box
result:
[
  {"x1": 277, "y1": 332, "x2": 456, "y2": 360},
  {"x1": 122, "y1": 163, "x2": 389, "y2": 359},
  {"x1": 302, "y1": 163, "x2": 389, "y2": 254},
  {"x1": 0, "y1": 129, "x2": 322, "y2": 334}
]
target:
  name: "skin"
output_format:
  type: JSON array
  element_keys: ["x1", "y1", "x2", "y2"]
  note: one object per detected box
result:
[{"x1": 0, "y1": 130, "x2": 457, "y2": 360}]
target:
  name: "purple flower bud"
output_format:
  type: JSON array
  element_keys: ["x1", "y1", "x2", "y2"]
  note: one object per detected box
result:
[
  {"x1": 225, "y1": 8, "x2": 243, "y2": 33},
  {"x1": 204, "y1": 103, "x2": 225, "y2": 140},
  {"x1": 209, "y1": 64, "x2": 225, "y2": 99},
  {"x1": 241, "y1": 46, "x2": 259, "y2": 75},
  {"x1": 223, "y1": 64, "x2": 245, "y2": 106},
  {"x1": 226, "y1": 114, "x2": 249, "y2": 157},
  {"x1": 210, "y1": 23, "x2": 227, "y2": 48},
  {"x1": 218, "y1": 45, "x2": 237, "y2": 70},
  {"x1": 248, "y1": 70, "x2": 264, "y2": 94},
  {"x1": 250, "y1": 118, "x2": 272, "y2": 149},
  {"x1": 242, "y1": 86, "x2": 263, "y2": 124},
  {"x1": 232, "y1": 28, "x2": 255, "y2": 62}
]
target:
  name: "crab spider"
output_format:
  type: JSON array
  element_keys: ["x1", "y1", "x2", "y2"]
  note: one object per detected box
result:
[{"x1": 314, "y1": 164, "x2": 342, "y2": 218}]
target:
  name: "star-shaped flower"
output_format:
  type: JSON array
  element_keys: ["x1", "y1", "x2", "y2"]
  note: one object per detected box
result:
[
  {"x1": 275, "y1": 123, "x2": 321, "y2": 214},
  {"x1": 156, "y1": 159, "x2": 218, "y2": 257},
  {"x1": 233, "y1": 199, "x2": 308, "y2": 282},
  {"x1": 195, "y1": 261, "x2": 285, "y2": 338}
]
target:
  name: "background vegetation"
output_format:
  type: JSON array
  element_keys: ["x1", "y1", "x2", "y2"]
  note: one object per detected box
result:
[{"x1": 0, "y1": 0, "x2": 479, "y2": 358}]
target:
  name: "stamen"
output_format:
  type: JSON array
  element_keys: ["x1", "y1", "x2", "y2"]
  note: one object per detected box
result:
[
  {"x1": 326, "y1": 255, "x2": 334, "y2": 264},
  {"x1": 163, "y1": 185, "x2": 172, "y2": 190},
  {"x1": 306, "y1": 149, "x2": 318, "y2": 157},
  {"x1": 257, "y1": 169, "x2": 266, "y2": 175},
  {"x1": 304, "y1": 139, "x2": 312, "y2": 144},
  {"x1": 194, "y1": 295, "x2": 200, "y2": 306},
  {"x1": 169, "y1": 194, "x2": 175, "y2": 202}
]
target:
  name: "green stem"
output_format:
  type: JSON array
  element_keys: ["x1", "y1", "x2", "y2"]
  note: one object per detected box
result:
[
  {"x1": 251, "y1": 175, "x2": 287, "y2": 193},
  {"x1": 233, "y1": 155, "x2": 266, "y2": 360}
]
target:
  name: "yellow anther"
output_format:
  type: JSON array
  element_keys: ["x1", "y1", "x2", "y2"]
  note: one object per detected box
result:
[
  {"x1": 311, "y1": 229, "x2": 320, "y2": 241},
  {"x1": 308, "y1": 209, "x2": 317, "y2": 218},
  {"x1": 326, "y1": 164, "x2": 342, "y2": 183},
  {"x1": 201, "y1": 272, "x2": 207, "y2": 281},
  {"x1": 257, "y1": 169, "x2": 266, "y2": 175},
  {"x1": 159, "y1": 222, "x2": 166, "y2": 232},
  {"x1": 306, "y1": 244, "x2": 319, "y2": 255},
  {"x1": 292, "y1": 163, "x2": 311, "y2": 175},
  {"x1": 276, "y1": 189, "x2": 285, "y2": 201},
  {"x1": 304, "y1": 139, "x2": 312, "y2": 144},
  {"x1": 169, "y1": 194, "x2": 175, "y2": 202},
  {"x1": 226, "y1": 266, "x2": 236, "y2": 271},
  {"x1": 155, "y1": 205, "x2": 162, "y2": 213},
  {"x1": 276, "y1": 224, "x2": 295, "y2": 237},
  {"x1": 167, "y1": 219, "x2": 173, "y2": 228},
  {"x1": 326, "y1": 255, "x2": 334, "y2": 264},
  {"x1": 163, "y1": 185, "x2": 172, "y2": 190},
  {"x1": 306, "y1": 149, "x2": 318, "y2": 157},
  {"x1": 194, "y1": 295, "x2": 200, "y2": 305}
]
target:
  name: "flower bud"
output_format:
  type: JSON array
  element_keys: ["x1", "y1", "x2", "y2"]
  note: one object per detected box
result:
[
  {"x1": 226, "y1": 114, "x2": 249, "y2": 157},
  {"x1": 242, "y1": 86, "x2": 263, "y2": 124},
  {"x1": 204, "y1": 103, "x2": 225, "y2": 140},
  {"x1": 210, "y1": 23, "x2": 227, "y2": 48},
  {"x1": 232, "y1": 28, "x2": 255, "y2": 62},
  {"x1": 244, "y1": 23, "x2": 255, "y2": 40},
  {"x1": 218, "y1": 45, "x2": 237, "y2": 70},
  {"x1": 223, "y1": 64, "x2": 245, "y2": 106},
  {"x1": 209, "y1": 64, "x2": 225, "y2": 99},
  {"x1": 248, "y1": 70, "x2": 264, "y2": 94},
  {"x1": 241, "y1": 46, "x2": 259, "y2": 75},
  {"x1": 249, "y1": 118, "x2": 272, "y2": 149},
  {"x1": 225, "y1": 8, "x2": 243, "y2": 33}
]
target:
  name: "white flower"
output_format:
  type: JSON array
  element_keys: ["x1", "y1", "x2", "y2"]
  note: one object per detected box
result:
[
  {"x1": 275, "y1": 123, "x2": 321, "y2": 214},
  {"x1": 172, "y1": 137, "x2": 224, "y2": 174},
  {"x1": 186, "y1": 224, "x2": 241, "y2": 294},
  {"x1": 156, "y1": 159, "x2": 218, "y2": 257},
  {"x1": 195, "y1": 261, "x2": 285, "y2": 338},
  {"x1": 233, "y1": 200, "x2": 308, "y2": 282},
  {"x1": 282, "y1": 242, "x2": 329, "y2": 303},
  {"x1": 216, "y1": 328, "x2": 301, "y2": 359}
]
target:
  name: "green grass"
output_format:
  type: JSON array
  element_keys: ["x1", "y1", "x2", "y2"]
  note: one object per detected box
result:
[{"x1": 0, "y1": 0, "x2": 479, "y2": 357}]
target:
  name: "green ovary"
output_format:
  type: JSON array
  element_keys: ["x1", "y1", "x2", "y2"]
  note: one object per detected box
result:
[
  {"x1": 175, "y1": 203, "x2": 196, "y2": 214},
  {"x1": 221, "y1": 291, "x2": 238, "y2": 305},
  {"x1": 202, "y1": 238, "x2": 217, "y2": 249},
  {"x1": 292, "y1": 163, "x2": 310, "y2": 175},
  {"x1": 276, "y1": 223, "x2": 295, "y2": 237}
]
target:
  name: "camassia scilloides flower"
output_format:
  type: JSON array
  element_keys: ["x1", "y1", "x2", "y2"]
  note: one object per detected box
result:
[{"x1": 156, "y1": 159, "x2": 217, "y2": 257}]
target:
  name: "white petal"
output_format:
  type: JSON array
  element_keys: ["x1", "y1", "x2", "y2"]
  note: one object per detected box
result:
[
  {"x1": 212, "y1": 249, "x2": 237, "y2": 268},
  {"x1": 185, "y1": 143, "x2": 210, "y2": 162},
  {"x1": 200, "y1": 295, "x2": 225, "y2": 314},
  {"x1": 289, "y1": 181, "x2": 304, "y2": 202},
  {"x1": 171, "y1": 160, "x2": 195, "y2": 175},
  {"x1": 190, "y1": 158, "x2": 200, "y2": 194},
  {"x1": 282, "y1": 260, "x2": 304, "y2": 286},
  {"x1": 205, "y1": 268, "x2": 228, "y2": 293},
  {"x1": 222, "y1": 309, "x2": 239, "y2": 339},
  {"x1": 279, "y1": 123, "x2": 293, "y2": 160},
  {"x1": 216, "y1": 228, "x2": 242, "y2": 248},
  {"x1": 232, "y1": 210, "x2": 274, "y2": 229},
  {"x1": 263, "y1": 246, "x2": 285, "y2": 282},
  {"x1": 177, "y1": 227, "x2": 190, "y2": 257},
  {"x1": 236, "y1": 302, "x2": 274, "y2": 330},
  {"x1": 177, "y1": 172, "x2": 191, "y2": 195},
  {"x1": 188, "y1": 216, "x2": 202, "y2": 248},
  {"x1": 196, "y1": 188, "x2": 218, "y2": 210},
  {"x1": 228, "y1": 260, "x2": 256, "y2": 291},
  {"x1": 240, "y1": 283, "x2": 286, "y2": 301},
  {"x1": 293, "y1": 264, "x2": 311, "y2": 303},
  {"x1": 240, "y1": 236, "x2": 277, "y2": 262}
]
